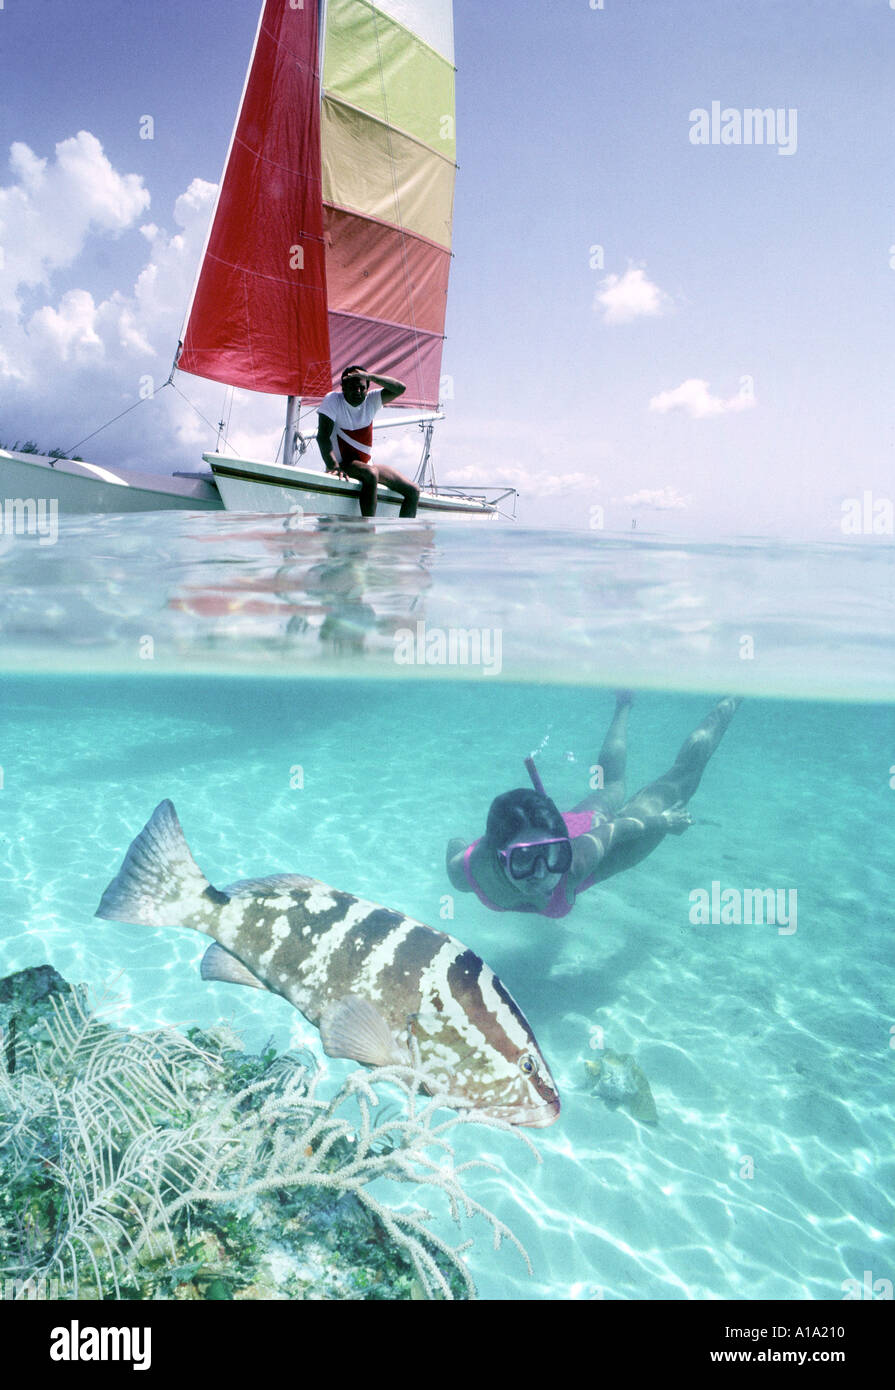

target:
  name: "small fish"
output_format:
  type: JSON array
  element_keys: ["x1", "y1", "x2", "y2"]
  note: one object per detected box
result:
[
  {"x1": 585, "y1": 1051, "x2": 658, "y2": 1125},
  {"x1": 96, "y1": 801, "x2": 559, "y2": 1128}
]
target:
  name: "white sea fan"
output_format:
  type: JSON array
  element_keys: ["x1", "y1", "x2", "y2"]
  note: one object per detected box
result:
[{"x1": 0, "y1": 988, "x2": 537, "y2": 1300}]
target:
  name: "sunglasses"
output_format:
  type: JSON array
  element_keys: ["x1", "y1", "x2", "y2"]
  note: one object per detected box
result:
[{"x1": 497, "y1": 837, "x2": 573, "y2": 881}]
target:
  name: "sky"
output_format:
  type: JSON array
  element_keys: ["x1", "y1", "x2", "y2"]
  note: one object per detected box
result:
[{"x1": 1, "y1": 0, "x2": 894, "y2": 536}]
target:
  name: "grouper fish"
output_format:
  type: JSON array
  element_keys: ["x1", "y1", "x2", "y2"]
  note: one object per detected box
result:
[{"x1": 96, "y1": 801, "x2": 560, "y2": 1128}]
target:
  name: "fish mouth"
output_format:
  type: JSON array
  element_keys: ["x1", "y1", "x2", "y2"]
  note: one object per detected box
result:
[
  {"x1": 484, "y1": 1096, "x2": 561, "y2": 1129},
  {"x1": 517, "y1": 1098, "x2": 561, "y2": 1128}
]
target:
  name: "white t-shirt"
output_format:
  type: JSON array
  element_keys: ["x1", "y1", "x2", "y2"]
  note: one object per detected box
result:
[{"x1": 317, "y1": 389, "x2": 384, "y2": 466}]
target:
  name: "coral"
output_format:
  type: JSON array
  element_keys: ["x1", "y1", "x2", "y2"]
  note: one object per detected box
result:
[{"x1": 0, "y1": 968, "x2": 536, "y2": 1300}]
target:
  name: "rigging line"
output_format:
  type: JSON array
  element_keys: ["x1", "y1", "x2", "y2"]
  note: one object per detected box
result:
[
  {"x1": 370, "y1": 5, "x2": 428, "y2": 402},
  {"x1": 169, "y1": 378, "x2": 233, "y2": 442},
  {"x1": 63, "y1": 380, "x2": 174, "y2": 457},
  {"x1": 222, "y1": 383, "x2": 236, "y2": 451},
  {"x1": 213, "y1": 383, "x2": 236, "y2": 454}
]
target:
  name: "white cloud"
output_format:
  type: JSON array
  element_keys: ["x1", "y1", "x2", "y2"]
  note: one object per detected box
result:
[
  {"x1": 443, "y1": 464, "x2": 594, "y2": 498},
  {"x1": 0, "y1": 134, "x2": 229, "y2": 469},
  {"x1": 0, "y1": 132, "x2": 150, "y2": 311},
  {"x1": 131, "y1": 180, "x2": 218, "y2": 339},
  {"x1": 595, "y1": 266, "x2": 669, "y2": 325},
  {"x1": 27, "y1": 288, "x2": 105, "y2": 362},
  {"x1": 648, "y1": 377, "x2": 755, "y2": 419},
  {"x1": 616, "y1": 486, "x2": 691, "y2": 510}
]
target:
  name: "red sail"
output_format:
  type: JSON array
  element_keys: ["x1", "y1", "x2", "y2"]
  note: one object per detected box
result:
[{"x1": 177, "y1": 0, "x2": 331, "y2": 398}]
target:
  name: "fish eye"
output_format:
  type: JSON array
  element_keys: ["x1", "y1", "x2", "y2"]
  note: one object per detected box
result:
[{"x1": 518, "y1": 1052, "x2": 538, "y2": 1076}]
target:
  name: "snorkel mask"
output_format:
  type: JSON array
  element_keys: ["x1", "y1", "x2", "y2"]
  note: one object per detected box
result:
[
  {"x1": 496, "y1": 756, "x2": 572, "y2": 882},
  {"x1": 497, "y1": 837, "x2": 573, "y2": 881}
]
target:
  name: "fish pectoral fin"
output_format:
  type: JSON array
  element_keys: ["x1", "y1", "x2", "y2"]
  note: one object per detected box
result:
[
  {"x1": 200, "y1": 943, "x2": 266, "y2": 991},
  {"x1": 319, "y1": 995, "x2": 410, "y2": 1068}
]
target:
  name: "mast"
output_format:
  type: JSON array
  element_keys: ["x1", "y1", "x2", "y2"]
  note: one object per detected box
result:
[
  {"x1": 277, "y1": 0, "x2": 329, "y2": 470},
  {"x1": 283, "y1": 396, "x2": 300, "y2": 467}
]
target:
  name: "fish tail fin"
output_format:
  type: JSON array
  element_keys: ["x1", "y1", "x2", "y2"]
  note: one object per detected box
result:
[{"x1": 95, "y1": 800, "x2": 215, "y2": 930}]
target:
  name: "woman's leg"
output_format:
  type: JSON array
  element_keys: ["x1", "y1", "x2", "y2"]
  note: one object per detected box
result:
[
  {"x1": 584, "y1": 696, "x2": 741, "y2": 887},
  {"x1": 620, "y1": 696, "x2": 740, "y2": 820},
  {"x1": 572, "y1": 690, "x2": 634, "y2": 814}
]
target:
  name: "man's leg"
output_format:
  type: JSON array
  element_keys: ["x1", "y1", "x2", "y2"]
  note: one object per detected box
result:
[
  {"x1": 341, "y1": 463, "x2": 379, "y2": 516},
  {"x1": 376, "y1": 464, "x2": 420, "y2": 518}
]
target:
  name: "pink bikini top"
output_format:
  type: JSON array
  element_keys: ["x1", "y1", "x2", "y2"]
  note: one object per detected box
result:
[{"x1": 462, "y1": 811, "x2": 599, "y2": 919}]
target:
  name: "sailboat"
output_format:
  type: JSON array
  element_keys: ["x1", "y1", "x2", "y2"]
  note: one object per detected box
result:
[
  {"x1": 0, "y1": 445, "x2": 224, "y2": 513},
  {"x1": 182, "y1": 0, "x2": 508, "y2": 520},
  {"x1": 2, "y1": 0, "x2": 512, "y2": 520}
]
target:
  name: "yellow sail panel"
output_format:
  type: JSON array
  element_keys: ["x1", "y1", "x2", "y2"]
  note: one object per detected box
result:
[
  {"x1": 324, "y1": 0, "x2": 456, "y2": 159},
  {"x1": 321, "y1": 96, "x2": 454, "y2": 249}
]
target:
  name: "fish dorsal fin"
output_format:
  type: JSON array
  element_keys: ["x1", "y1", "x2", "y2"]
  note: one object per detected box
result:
[
  {"x1": 222, "y1": 873, "x2": 317, "y2": 899},
  {"x1": 319, "y1": 995, "x2": 410, "y2": 1068},
  {"x1": 200, "y1": 942, "x2": 266, "y2": 991}
]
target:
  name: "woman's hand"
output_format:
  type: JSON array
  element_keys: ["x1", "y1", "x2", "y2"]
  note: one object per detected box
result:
[{"x1": 446, "y1": 838, "x2": 470, "y2": 892}]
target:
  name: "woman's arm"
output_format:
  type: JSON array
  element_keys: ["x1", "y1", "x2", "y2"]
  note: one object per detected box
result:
[
  {"x1": 446, "y1": 837, "x2": 472, "y2": 892},
  {"x1": 569, "y1": 804, "x2": 692, "y2": 887}
]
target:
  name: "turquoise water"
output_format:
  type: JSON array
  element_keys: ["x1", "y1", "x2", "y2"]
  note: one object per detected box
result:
[
  {"x1": 1, "y1": 514, "x2": 893, "y2": 697},
  {"x1": 1, "y1": 517, "x2": 893, "y2": 1300}
]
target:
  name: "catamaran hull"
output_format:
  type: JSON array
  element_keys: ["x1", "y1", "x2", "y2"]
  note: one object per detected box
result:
[
  {"x1": 0, "y1": 449, "x2": 223, "y2": 513},
  {"x1": 206, "y1": 453, "x2": 498, "y2": 520}
]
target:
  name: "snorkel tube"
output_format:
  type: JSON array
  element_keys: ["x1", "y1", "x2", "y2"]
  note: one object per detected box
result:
[{"x1": 524, "y1": 756, "x2": 547, "y2": 796}]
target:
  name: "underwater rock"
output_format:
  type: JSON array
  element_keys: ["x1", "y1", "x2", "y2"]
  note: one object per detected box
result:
[
  {"x1": 0, "y1": 963, "x2": 70, "y2": 1008},
  {"x1": 0, "y1": 965, "x2": 75, "y2": 1073},
  {"x1": 585, "y1": 1051, "x2": 659, "y2": 1125}
]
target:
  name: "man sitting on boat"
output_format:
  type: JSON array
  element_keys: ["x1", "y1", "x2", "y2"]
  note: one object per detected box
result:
[{"x1": 317, "y1": 366, "x2": 420, "y2": 518}]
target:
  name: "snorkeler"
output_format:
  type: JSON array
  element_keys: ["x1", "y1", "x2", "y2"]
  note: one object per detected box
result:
[{"x1": 446, "y1": 693, "x2": 741, "y2": 918}]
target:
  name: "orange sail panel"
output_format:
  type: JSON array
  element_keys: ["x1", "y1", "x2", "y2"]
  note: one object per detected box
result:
[
  {"x1": 322, "y1": 0, "x2": 457, "y2": 409},
  {"x1": 177, "y1": 0, "x2": 331, "y2": 397}
]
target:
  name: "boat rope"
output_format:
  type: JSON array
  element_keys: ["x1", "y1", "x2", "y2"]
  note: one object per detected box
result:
[
  {"x1": 169, "y1": 378, "x2": 232, "y2": 443},
  {"x1": 62, "y1": 370, "x2": 244, "y2": 460},
  {"x1": 62, "y1": 377, "x2": 174, "y2": 457}
]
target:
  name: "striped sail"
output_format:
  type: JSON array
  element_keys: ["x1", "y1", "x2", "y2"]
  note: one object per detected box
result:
[
  {"x1": 322, "y1": 0, "x2": 456, "y2": 408},
  {"x1": 177, "y1": 0, "x2": 331, "y2": 398}
]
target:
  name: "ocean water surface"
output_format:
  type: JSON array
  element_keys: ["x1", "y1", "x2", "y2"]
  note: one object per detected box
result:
[{"x1": 1, "y1": 515, "x2": 893, "y2": 1301}]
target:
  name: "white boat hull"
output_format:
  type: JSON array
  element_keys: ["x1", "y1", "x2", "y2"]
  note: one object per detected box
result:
[
  {"x1": 206, "y1": 453, "x2": 498, "y2": 520},
  {"x1": 0, "y1": 449, "x2": 223, "y2": 513}
]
